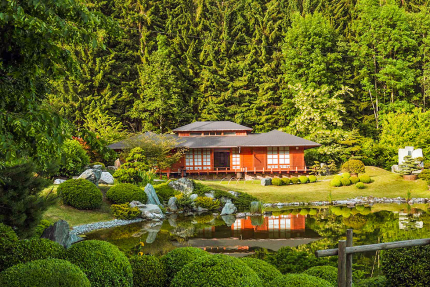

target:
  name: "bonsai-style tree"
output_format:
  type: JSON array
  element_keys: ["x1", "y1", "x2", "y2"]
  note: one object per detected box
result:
[
  {"x1": 399, "y1": 156, "x2": 420, "y2": 175},
  {"x1": 341, "y1": 159, "x2": 366, "y2": 175}
]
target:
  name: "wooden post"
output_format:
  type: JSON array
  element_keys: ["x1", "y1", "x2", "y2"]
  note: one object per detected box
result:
[
  {"x1": 338, "y1": 240, "x2": 347, "y2": 287},
  {"x1": 346, "y1": 229, "x2": 353, "y2": 287},
  {"x1": 254, "y1": 167, "x2": 256, "y2": 174}
]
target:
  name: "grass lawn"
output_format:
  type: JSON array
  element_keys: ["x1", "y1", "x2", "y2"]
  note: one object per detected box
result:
[
  {"x1": 197, "y1": 166, "x2": 430, "y2": 203},
  {"x1": 42, "y1": 185, "x2": 114, "y2": 227}
]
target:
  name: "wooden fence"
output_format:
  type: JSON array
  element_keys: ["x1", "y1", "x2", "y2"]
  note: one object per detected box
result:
[{"x1": 316, "y1": 229, "x2": 430, "y2": 287}]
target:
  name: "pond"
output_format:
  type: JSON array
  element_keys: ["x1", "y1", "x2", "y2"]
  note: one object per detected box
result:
[{"x1": 85, "y1": 203, "x2": 430, "y2": 275}]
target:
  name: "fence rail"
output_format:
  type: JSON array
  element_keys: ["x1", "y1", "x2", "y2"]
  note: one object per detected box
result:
[{"x1": 316, "y1": 229, "x2": 430, "y2": 287}]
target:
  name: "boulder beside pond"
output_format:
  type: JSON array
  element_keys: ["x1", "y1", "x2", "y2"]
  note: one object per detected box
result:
[
  {"x1": 144, "y1": 183, "x2": 162, "y2": 206},
  {"x1": 41, "y1": 220, "x2": 82, "y2": 248},
  {"x1": 168, "y1": 197, "x2": 178, "y2": 212},
  {"x1": 130, "y1": 201, "x2": 164, "y2": 220},
  {"x1": 221, "y1": 200, "x2": 237, "y2": 215},
  {"x1": 168, "y1": 178, "x2": 194, "y2": 195}
]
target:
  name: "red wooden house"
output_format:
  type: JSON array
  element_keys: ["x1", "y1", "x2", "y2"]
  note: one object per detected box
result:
[{"x1": 108, "y1": 121, "x2": 320, "y2": 177}]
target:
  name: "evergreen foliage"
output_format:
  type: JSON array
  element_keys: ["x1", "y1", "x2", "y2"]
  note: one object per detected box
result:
[
  {"x1": 162, "y1": 247, "x2": 210, "y2": 282},
  {"x1": 240, "y1": 257, "x2": 282, "y2": 283},
  {"x1": 129, "y1": 255, "x2": 167, "y2": 287},
  {"x1": 58, "y1": 179, "x2": 103, "y2": 210},
  {"x1": 106, "y1": 183, "x2": 147, "y2": 204},
  {"x1": 302, "y1": 266, "x2": 338, "y2": 286},
  {"x1": 269, "y1": 273, "x2": 333, "y2": 287}
]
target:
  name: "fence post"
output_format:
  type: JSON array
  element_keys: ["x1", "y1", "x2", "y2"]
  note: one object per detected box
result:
[
  {"x1": 346, "y1": 229, "x2": 353, "y2": 287},
  {"x1": 338, "y1": 240, "x2": 347, "y2": 287}
]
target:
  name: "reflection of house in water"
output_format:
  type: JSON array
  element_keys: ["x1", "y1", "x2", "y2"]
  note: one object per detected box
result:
[{"x1": 399, "y1": 212, "x2": 423, "y2": 230}]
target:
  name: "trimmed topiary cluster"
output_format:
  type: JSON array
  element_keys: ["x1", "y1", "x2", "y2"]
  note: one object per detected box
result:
[
  {"x1": 356, "y1": 182, "x2": 365, "y2": 189},
  {"x1": 290, "y1": 177, "x2": 300, "y2": 184},
  {"x1": 171, "y1": 254, "x2": 263, "y2": 287},
  {"x1": 272, "y1": 178, "x2": 283, "y2": 186},
  {"x1": 65, "y1": 240, "x2": 133, "y2": 287},
  {"x1": 269, "y1": 273, "x2": 333, "y2": 287},
  {"x1": 0, "y1": 259, "x2": 90, "y2": 287},
  {"x1": 299, "y1": 176, "x2": 309, "y2": 184},
  {"x1": 342, "y1": 159, "x2": 366, "y2": 175},
  {"x1": 0, "y1": 223, "x2": 19, "y2": 271},
  {"x1": 240, "y1": 257, "x2": 282, "y2": 283},
  {"x1": 308, "y1": 175, "x2": 317, "y2": 183},
  {"x1": 282, "y1": 178, "x2": 291, "y2": 185},
  {"x1": 58, "y1": 179, "x2": 103, "y2": 209},
  {"x1": 359, "y1": 174, "x2": 371, "y2": 183},
  {"x1": 330, "y1": 178, "x2": 342, "y2": 187},
  {"x1": 356, "y1": 276, "x2": 387, "y2": 287},
  {"x1": 162, "y1": 247, "x2": 210, "y2": 282},
  {"x1": 106, "y1": 183, "x2": 147, "y2": 204},
  {"x1": 194, "y1": 197, "x2": 220, "y2": 210},
  {"x1": 303, "y1": 266, "x2": 337, "y2": 286},
  {"x1": 350, "y1": 176, "x2": 360, "y2": 184},
  {"x1": 111, "y1": 203, "x2": 141, "y2": 220},
  {"x1": 341, "y1": 178, "x2": 351, "y2": 186},
  {"x1": 154, "y1": 182, "x2": 179, "y2": 202},
  {"x1": 342, "y1": 172, "x2": 351, "y2": 179},
  {"x1": 331, "y1": 173, "x2": 372, "y2": 187},
  {"x1": 129, "y1": 255, "x2": 167, "y2": 287}
]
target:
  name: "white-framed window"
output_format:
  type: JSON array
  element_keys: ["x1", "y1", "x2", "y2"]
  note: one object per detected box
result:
[
  {"x1": 267, "y1": 147, "x2": 290, "y2": 169},
  {"x1": 185, "y1": 149, "x2": 211, "y2": 170},
  {"x1": 232, "y1": 148, "x2": 240, "y2": 169}
]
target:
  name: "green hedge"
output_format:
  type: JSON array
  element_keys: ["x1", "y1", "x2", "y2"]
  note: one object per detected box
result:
[
  {"x1": 154, "y1": 182, "x2": 179, "y2": 202},
  {"x1": 299, "y1": 176, "x2": 309, "y2": 184},
  {"x1": 0, "y1": 259, "x2": 90, "y2": 287},
  {"x1": 162, "y1": 247, "x2": 210, "y2": 282},
  {"x1": 290, "y1": 177, "x2": 299, "y2": 184},
  {"x1": 281, "y1": 178, "x2": 291, "y2": 185},
  {"x1": 382, "y1": 245, "x2": 430, "y2": 287},
  {"x1": 58, "y1": 179, "x2": 103, "y2": 209},
  {"x1": 66, "y1": 240, "x2": 133, "y2": 287},
  {"x1": 111, "y1": 203, "x2": 141, "y2": 220},
  {"x1": 356, "y1": 182, "x2": 365, "y2": 189},
  {"x1": 2, "y1": 238, "x2": 64, "y2": 271},
  {"x1": 241, "y1": 257, "x2": 281, "y2": 283},
  {"x1": 268, "y1": 247, "x2": 331, "y2": 274},
  {"x1": 0, "y1": 223, "x2": 18, "y2": 271},
  {"x1": 356, "y1": 276, "x2": 388, "y2": 287},
  {"x1": 342, "y1": 172, "x2": 351, "y2": 179},
  {"x1": 330, "y1": 179, "x2": 341, "y2": 187},
  {"x1": 106, "y1": 183, "x2": 147, "y2": 204},
  {"x1": 272, "y1": 178, "x2": 283, "y2": 186},
  {"x1": 342, "y1": 159, "x2": 365, "y2": 174},
  {"x1": 303, "y1": 266, "x2": 337, "y2": 286},
  {"x1": 194, "y1": 197, "x2": 220, "y2": 210},
  {"x1": 358, "y1": 174, "x2": 371, "y2": 183},
  {"x1": 341, "y1": 178, "x2": 351, "y2": 186},
  {"x1": 171, "y1": 254, "x2": 263, "y2": 287},
  {"x1": 129, "y1": 255, "x2": 166, "y2": 287},
  {"x1": 350, "y1": 176, "x2": 360, "y2": 184},
  {"x1": 269, "y1": 273, "x2": 333, "y2": 287},
  {"x1": 308, "y1": 175, "x2": 317, "y2": 183}
]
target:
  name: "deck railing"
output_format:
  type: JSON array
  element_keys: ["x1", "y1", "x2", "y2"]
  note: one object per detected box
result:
[
  {"x1": 316, "y1": 229, "x2": 430, "y2": 287},
  {"x1": 164, "y1": 166, "x2": 310, "y2": 175}
]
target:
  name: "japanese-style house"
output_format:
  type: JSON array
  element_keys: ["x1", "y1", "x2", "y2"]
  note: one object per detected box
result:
[{"x1": 108, "y1": 121, "x2": 320, "y2": 177}]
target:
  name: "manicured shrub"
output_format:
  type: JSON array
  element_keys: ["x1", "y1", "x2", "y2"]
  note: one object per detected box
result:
[
  {"x1": 269, "y1": 273, "x2": 333, "y2": 287},
  {"x1": 58, "y1": 179, "x2": 103, "y2": 209},
  {"x1": 129, "y1": 255, "x2": 166, "y2": 287},
  {"x1": 281, "y1": 178, "x2": 291, "y2": 185},
  {"x1": 342, "y1": 172, "x2": 351, "y2": 179},
  {"x1": 33, "y1": 219, "x2": 53, "y2": 238},
  {"x1": 330, "y1": 179, "x2": 341, "y2": 187},
  {"x1": 334, "y1": 175, "x2": 342, "y2": 181},
  {"x1": 268, "y1": 247, "x2": 331, "y2": 274},
  {"x1": 2, "y1": 238, "x2": 64, "y2": 271},
  {"x1": 0, "y1": 223, "x2": 18, "y2": 271},
  {"x1": 358, "y1": 174, "x2": 371, "y2": 183},
  {"x1": 341, "y1": 178, "x2": 351, "y2": 186},
  {"x1": 308, "y1": 175, "x2": 317, "y2": 183},
  {"x1": 303, "y1": 266, "x2": 337, "y2": 286},
  {"x1": 300, "y1": 208, "x2": 309, "y2": 215},
  {"x1": 382, "y1": 245, "x2": 430, "y2": 287},
  {"x1": 111, "y1": 203, "x2": 141, "y2": 220},
  {"x1": 234, "y1": 192, "x2": 260, "y2": 211},
  {"x1": 342, "y1": 159, "x2": 366, "y2": 174},
  {"x1": 356, "y1": 276, "x2": 387, "y2": 287},
  {"x1": 299, "y1": 176, "x2": 309, "y2": 184},
  {"x1": 171, "y1": 254, "x2": 263, "y2": 287},
  {"x1": 350, "y1": 176, "x2": 360, "y2": 184},
  {"x1": 272, "y1": 178, "x2": 283, "y2": 186},
  {"x1": 193, "y1": 181, "x2": 212, "y2": 196},
  {"x1": 290, "y1": 177, "x2": 300, "y2": 184},
  {"x1": 240, "y1": 257, "x2": 282, "y2": 283},
  {"x1": 113, "y1": 167, "x2": 142, "y2": 184},
  {"x1": 0, "y1": 259, "x2": 90, "y2": 287},
  {"x1": 162, "y1": 247, "x2": 210, "y2": 282},
  {"x1": 66, "y1": 240, "x2": 133, "y2": 287},
  {"x1": 194, "y1": 197, "x2": 220, "y2": 210},
  {"x1": 58, "y1": 139, "x2": 90, "y2": 177},
  {"x1": 356, "y1": 182, "x2": 365, "y2": 189},
  {"x1": 154, "y1": 182, "x2": 179, "y2": 202},
  {"x1": 106, "y1": 183, "x2": 147, "y2": 204}
]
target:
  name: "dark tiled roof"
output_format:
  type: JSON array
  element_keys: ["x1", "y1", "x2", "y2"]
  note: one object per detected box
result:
[
  {"x1": 108, "y1": 130, "x2": 320, "y2": 150},
  {"x1": 172, "y1": 121, "x2": 252, "y2": 132}
]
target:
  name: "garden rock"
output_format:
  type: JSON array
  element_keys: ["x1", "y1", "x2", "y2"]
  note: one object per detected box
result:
[
  {"x1": 41, "y1": 220, "x2": 77, "y2": 248},
  {"x1": 221, "y1": 215, "x2": 236, "y2": 226},
  {"x1": 78, "y1": 166, "x2": 102, "y2": 186},
  {"x1": 168, "y1": 197, "x2": 178, "y2": 212},
  {"x1": 129, "y1": 201, "x2": 164, "y2": 220},
  {"x1": 144, "y1": 183, "x2": 162, "y2": 206},
  {"x1": 261, "y1": 178, "x2": 272, "y2": 186},
  {"x1": 221, "y1": 200, "x2": 237, "y2": 215},
  {"x1": 168, "y1": 178, "x2": 194, "y2": 195},
  {"x1": 168, "y1": 214, "x2": 178, "y2": 227},
  {"x1": 98, "y1": 172, "x2": 114, "y2": 185},
  {"x1": 190, "y1": 194, "x2": 198, "y2": 201},
  {"x1": 53, "y1": 178, "x2": 66, "y2": 185},
  {"x1": 204, "y1": 192, "x2": 214, "y2": 198},
  {"x1": 228, "y1": 191, "x2": 239, "y2": 197}
]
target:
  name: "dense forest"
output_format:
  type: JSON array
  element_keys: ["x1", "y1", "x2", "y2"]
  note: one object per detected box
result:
[{"x1": 2, "y1": 0, "x2": 430, "y2": 171}]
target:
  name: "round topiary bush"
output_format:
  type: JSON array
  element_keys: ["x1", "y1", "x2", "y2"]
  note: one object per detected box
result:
[
  {"x1": 269, "y1": 273, "x2": 333, "y2": 287},
  {"x1": 330, "y1": 179, "x2": 341, "y2": 187},
  {"x1": 334, "y1": 175, "x2": 342, "y2": 181},
  {"x1": 341, "y1": 178, "x2": 351, "y2": 186},
  {"x1": 342, "y1": 172, "x2": 351, "y2": 179},
  {"x1": 358, "y1": 174, "x2": 371, "y2": 183},
  {"x1": 299, "y1": 176, "x2": 309, "y2": 184},
  {"x1": 129, "y1": 255, "x2": 166, "y2": 287},
  {"x1": 0, "y1": 223, "x2": 18, "y2": 271},
  {"x1": 0, "y1": 259, "x2": 90, "y2": 287},
  {"x1": 154, "y1": 182, "x2": 179, "y2": 202},
  {"x1": 106, "y1": 183, "x2": 147, "y2": 204},
  {"x1": 290, "y1": 177, "x2": 300, "y2": 184},
  {"x1": 2, "y1": 238, "x2": 65, "y2": 271},
  {"x1": 65, "y1": 240, "x2": 133, "y2": 287},
  {"x1": 308, "y1": 175, "x2": 317, "y2": 183},
  {"x1": 240, "y1": 257, "x2": 282, "y2": 283},
  {"x1": 162, "y1": 247, "x2": 210, "y2": 282},
  {"x1": 171, "y1": 254, "x2": 263, "y2": 287},
  {"x1": 281, "y1": 178, "x2": 291, "y2": 185},
  {"x1": 356, "y1": 182, "x2": 365, "y2": 189},
  {"x1": 58, "y1": 179, "x2": 103, "y2": 209},
  {"x1": 342, "y1": 159, "x2": 366, "y2": 175},
  {"x1": 350, "y1": 176, "x2": 360, "y2": 184},
  {"x1": 303, "y1": 266, "x2": 337, "y2": 286},
  {"x1": 272, "y1": 178, "x2": 283, "y2": 186}
]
